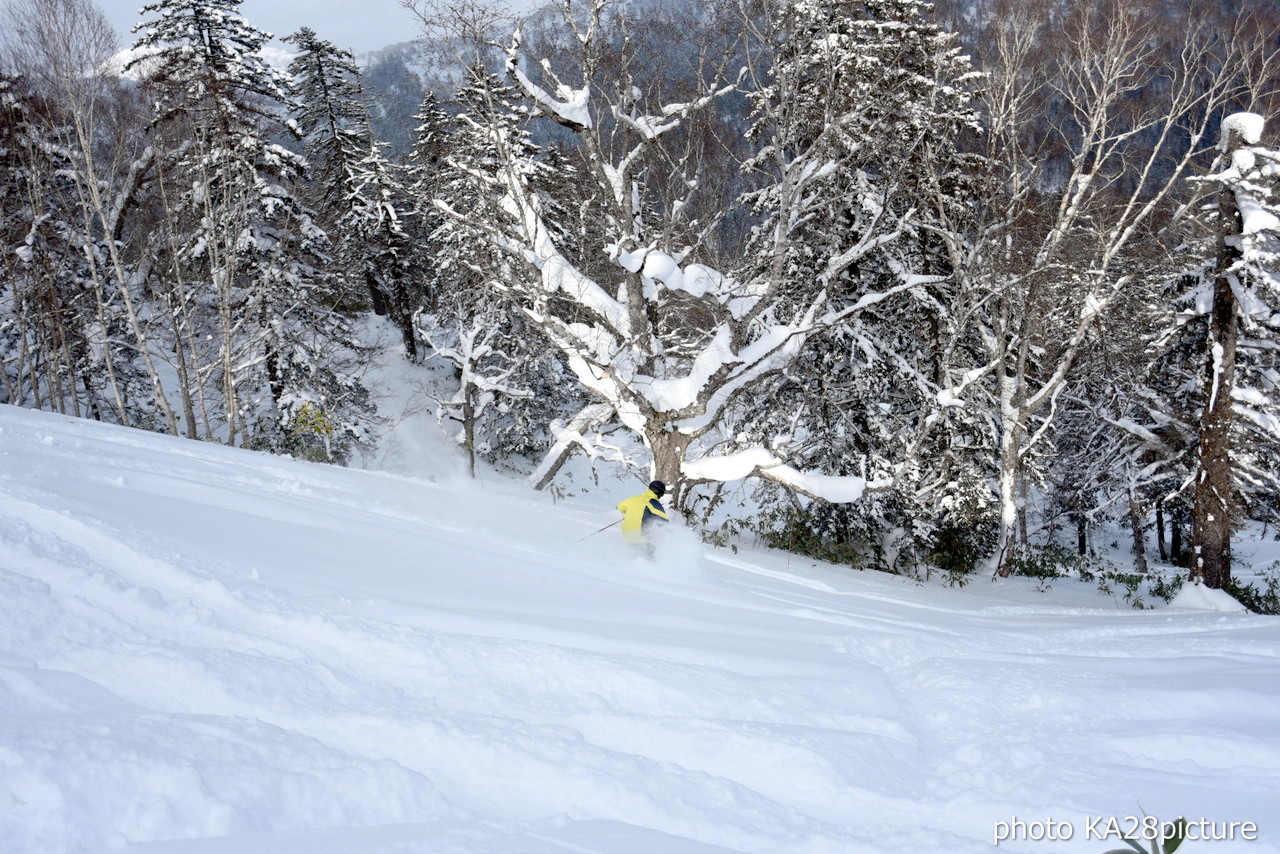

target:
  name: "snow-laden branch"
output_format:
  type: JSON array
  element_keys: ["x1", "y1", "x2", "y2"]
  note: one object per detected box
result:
[
  {"x1": 611, "y1": 79, "x2": 739, "y2": 142},
  {"x1": 490, "y1": 139, "x2": 629, "y2": 338},
  {"x1": 528, "y1": 402, "x2": 622, "y2": 489},
  {"x1": 1024, "y1": 275, "x2": 1132, "y2": 415},
  {"x1": 494, "y1": 149, "x2": 923, "y2": 447},
  {"x1": 477, "y1": 4, "x2": 930, "y2": 502},
  {"x1": 425, "y1": 325, "x2": 532, "y2": 404},
  {"x1": 684, "y1": 447, "x2": 892, "y2": 503},
  {"x1": 505, "y1": 29, "x2": 591, "y2": 131},
  {"x1": 1100, "y1": 414, "x2": 1178, "y2": 455}
]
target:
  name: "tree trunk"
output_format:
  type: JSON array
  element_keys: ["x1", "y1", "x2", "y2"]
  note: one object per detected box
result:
[
  {"x1": 1171, "y1": 514, "x2": 1184, "y2": 567},
  {"x1": 1155, "y1": 500, "x2": 1168, "y2": 561},
  {"x1": 1128, "y1": 484, "x2": 1148, "y2": 574},
  {"x1": 80, "y1": 373, "x2": 100, "y2": 421},
  {"x1": 170, "y1": 311, "x2": 200, "y2": 439},
  {"x1": 1017, "y1": 467, "x2": 1030, "y2": 549},
  {"x1": 366, "y1": 269, "x2": 390, "y2": 316},
  {"x1": 1191, "y1": 126, "x2": 1245, "y2": 590},
  {"x1": 463, "y1": 383, "x2": 476, "y2": 479},
  {"x1": 649, "y1": 428, "x2": 690, "y2": 510},
  {"x1": 393, "y1": 282, "x2": 418, "y2": 361},
  {"x1": 991, "y1": 369, "x2": 1023, "y2": 577}
]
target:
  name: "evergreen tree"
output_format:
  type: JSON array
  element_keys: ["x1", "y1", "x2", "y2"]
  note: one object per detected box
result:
[
  {"x1": 360, "y1": 43, "x2": 428, "y2": 160},
  {"x1": 405, "y1": 89, "x2": 451, "y2": 314},
  {"x1": 420, "y1": 65, "x2": 579, "y2": 476},
  {"x1": 285, "y1": 27, "x2": 421, "y2": 359},
  {"x1": 739, "y1": 0, "x2": 989, "y2": 572},
  {"x1": 129, "y1": 0, "x2": 373, "y2": 458}
]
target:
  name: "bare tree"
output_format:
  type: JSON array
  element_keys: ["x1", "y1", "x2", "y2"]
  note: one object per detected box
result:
[
  {"x1": 1, "y1": 0, "x2": 178, "y2": 433},
  {"x1": 940, "y1": 0, "x2": 1278, "y2": 576}
]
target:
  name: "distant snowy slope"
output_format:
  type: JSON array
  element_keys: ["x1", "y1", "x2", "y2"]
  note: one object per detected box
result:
[{"x1": 2, "y1": 404, "x2": 1279, "y2": 854}]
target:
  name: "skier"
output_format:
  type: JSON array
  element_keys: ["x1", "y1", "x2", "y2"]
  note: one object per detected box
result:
[{"x1": 616, "y1": 480, "x2": 670, "y2": 556}]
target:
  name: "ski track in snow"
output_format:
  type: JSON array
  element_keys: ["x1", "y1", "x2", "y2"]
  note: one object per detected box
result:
[{"x1": 1, "y1": 404, "x2": 1279, "y2": 853}]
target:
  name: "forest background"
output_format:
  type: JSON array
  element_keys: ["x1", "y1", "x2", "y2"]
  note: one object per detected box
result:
[{"x1": 2, "y1": 0, "x2": 1279, "y2": 602}]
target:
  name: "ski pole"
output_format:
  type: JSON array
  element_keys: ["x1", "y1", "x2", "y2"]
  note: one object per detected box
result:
[{"x1": 578, "y1": 518, "x2": 620, "y2": 542}]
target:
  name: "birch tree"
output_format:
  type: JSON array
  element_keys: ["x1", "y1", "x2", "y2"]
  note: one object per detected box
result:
[
  {"x1": 2, "y1": 0, "x2": 174, "y2": 431},
  {"x1": 0, "y1": 73, "x2": 110, "y2": 418},
  {"x1": 943, "y1": 0, "x2": 1274, "y2": 575}
]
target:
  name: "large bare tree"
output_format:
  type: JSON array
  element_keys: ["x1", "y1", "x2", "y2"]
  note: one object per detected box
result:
[{"x1": 407, "y1": 0, "x2": 954, "y2": 509}]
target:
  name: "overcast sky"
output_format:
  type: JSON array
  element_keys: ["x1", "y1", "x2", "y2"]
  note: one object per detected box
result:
[{"x1": 95, "y1": 0, "x2": 423, "y2": 55}]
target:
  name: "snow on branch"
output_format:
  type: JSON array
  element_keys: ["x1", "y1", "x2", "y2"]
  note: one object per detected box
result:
[
  {"x1": 684, "y1": 448, "x2": 891, "y2": 503},
  {"x1": 611, "y1": 79, "x2": 740, "y2": 142},
  {"x1": 1101, "y1": 415, "x2": 1177, "y2": 455},
  {"x1": 505, "y1": 29, "x2": 591, "y2": 132},
  {"x1": 1221, "y1": 112, "x2": 1265, "y2": 150},
  {"x1": 528, "y1": 402, "x2": 625, "y2": 488}
]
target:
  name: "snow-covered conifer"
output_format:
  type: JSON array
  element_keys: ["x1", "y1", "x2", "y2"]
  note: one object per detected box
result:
[
  {"x1": 285, "y1": 27, "x2": 422, "y2": 359},
  {"x1": 129, "y1": 0, "x2": 374, "y2": 457},
  {"x1": 1173, "y1": 114, "x2": 1280, "y2": 589},
  {"x1": 419, "y1": 64, "x2": 579, "y2": 477},
  {"x1": 734, "y1": 0, "x2": 989, "y2": 568}
]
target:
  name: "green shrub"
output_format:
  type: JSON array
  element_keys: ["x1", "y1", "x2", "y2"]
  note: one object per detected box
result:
[
  {"x1": 1099, "y1": 815, "x2": 1188, "y2": 854},
  {"x1": 927, "y1": 521, "x2": 998, "y2": 580},
  {"x1": 760, "y1": 507, "x2": 873, "y2": 569},
  {"x1": 1149, "y1": 573, "x2": 1185, "y2": 603},
  {"x1": 1007, "y1": 543, "x2": 1113, "y2": 581},
  {"x1": 1223, "y1": 573, "x2": 1280, "y2": 615}
]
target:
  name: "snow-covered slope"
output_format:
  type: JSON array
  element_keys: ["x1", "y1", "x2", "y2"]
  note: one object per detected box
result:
[{"x1": 2, "y1": 403, "x2": 1278, "y2": 854}]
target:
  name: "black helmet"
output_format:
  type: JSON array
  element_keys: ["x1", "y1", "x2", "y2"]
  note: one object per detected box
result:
[{"x1": 648, "y1": 480, "x2": 666, "y2": 498}]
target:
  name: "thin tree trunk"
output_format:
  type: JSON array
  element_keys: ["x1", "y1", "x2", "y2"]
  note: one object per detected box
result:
[
  {"x1": 992, "y1": 361, "x2": 1023, "y2": 576},
  {"x1": 1156, "y1": 500, "x2": 1168, "y2": 561},
  {"x1": 1191, "y1": 126, "x2": 1245, "y2": 590},
  {"x1": 168, "y1": 297, "x2": 199, "y2": 439},
  {"x1": 80, "y1": 373, "x2": 100, "y2": 420},
  {"x1": 366, "y1": 269, "x2": 390, "y2": 316},
  {"x1": 1171, "y1": 514, "x2": 1184, "y2": 566},
  {"x1": 1128, "y1": 479, "x2": 1148, "y2": 574},
  {"x1": 463, "y1": 382, "x2": 476, "y2": 479},
  {"x1": 1017, "y1": 467, "x2": 1030, "y2": 549},
  {"x1": 71, "y1": 144, "x2": 178, "y2": 435}
]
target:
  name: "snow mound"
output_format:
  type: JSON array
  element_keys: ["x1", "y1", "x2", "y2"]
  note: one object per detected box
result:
[
  {"x1": 1167, "y1": 580, "x2": 1247, "y2": 612},
  {"x1": 1221, "y1": 112, "x2": 1265, "y2": 148}
]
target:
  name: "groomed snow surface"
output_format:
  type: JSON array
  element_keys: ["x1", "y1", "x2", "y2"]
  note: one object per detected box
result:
[{"x1": 3, "y1": 401, "x2": 1280, "y2": 853}]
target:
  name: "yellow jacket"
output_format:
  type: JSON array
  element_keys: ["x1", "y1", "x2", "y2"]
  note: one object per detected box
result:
[{"x1": 616, "y1": 488, "x2": 670, "y2": 542}]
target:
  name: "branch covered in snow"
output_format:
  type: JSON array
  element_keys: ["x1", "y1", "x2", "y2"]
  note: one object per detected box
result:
[
  {"x1": 504, "y1": 29, "x2": 591, "y2": 132},
  {"x1": 684, "y1": 448, "x2": 892, "y2": 503}
]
